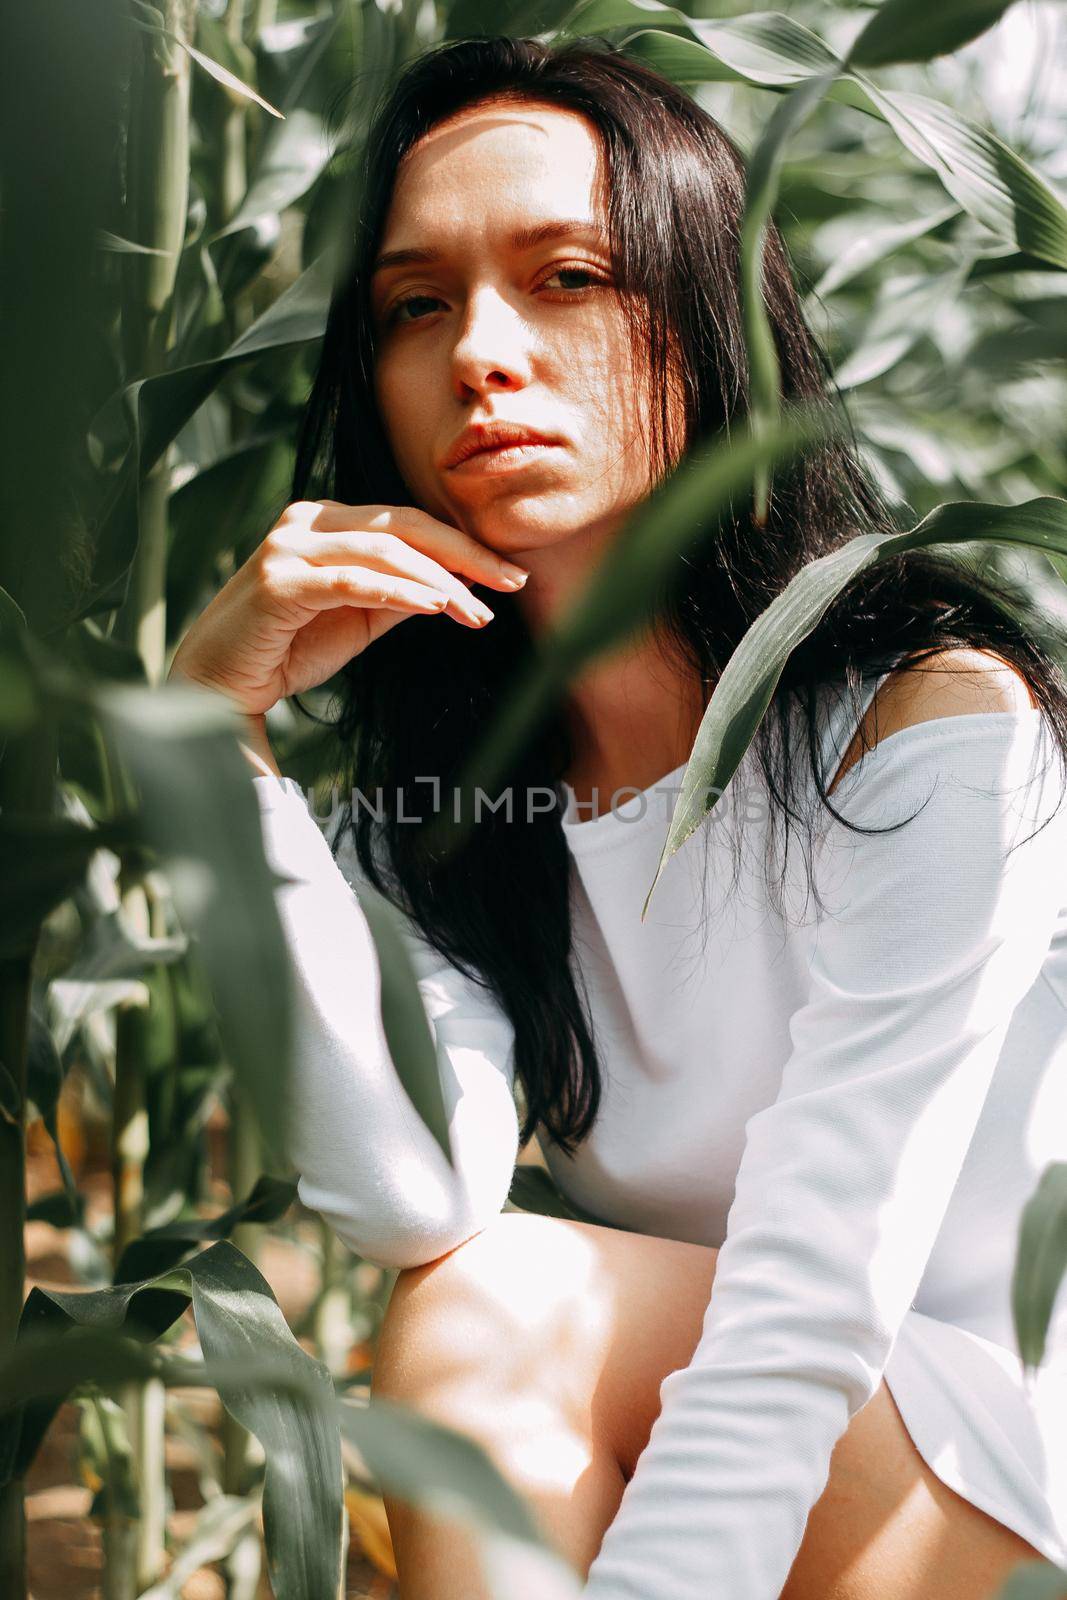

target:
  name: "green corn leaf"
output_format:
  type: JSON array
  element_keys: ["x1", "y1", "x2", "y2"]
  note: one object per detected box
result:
[
  {"x1": 355, "y1": 882, "x2": 454, "y2": 1169},
  {"x1": 95, "y1": 229, "x2": 172, "y2": 256},
  {"x1": 179, "y1": 39, "x2": 284, "y2": 119},
  {"x1": 1012, "y1": 1162, "x2": 1067, "y2": 1372},
  {"x1": 85, "y1": 253, "x2": 332, "y2": 623},
  {"x1": 341, "y1": 1393, "x2": 543, "y2": 1545},
  {"x1": 643, "y1": 496, "x2": 1067, "y2": 916},
  {"x1": 138, "y1": 1495, "x2": 260, "y2": 1600},
  {"x1": 848, "y1": 0, "x2": 1023, "y2": 69},
  {"x1": 114, "y1": 1175, "x2": 298, "y2": 1284},
  {"x1": 1, "y1": 1240, "x2": 343, "y2": 1600},
  {"x1": 859, "y1": 83, "x2": 1067, "y2": 270},
  {"x1": 210, "y1": 12, "x2": 341, "y2": 241},
  {"x1": 0, "y1": 814, "x2": 130, "y2": 960},
  {"x1": 91, "y1": 679, "x2": 295, "y2": 1164},
  {"x1": 131, "y1": 0, "x2": 283, "y2": 116},
  {"x1": 808, "y1": 203, "x2": 961, "y2": 301},
  {"x1": 693, "y1": 13, "x2": 840, "y2": 82},
  {"x1": 166, "y1": 434, "x2": 294, "y2": 645},
  {"x1": 741, "y1": 70, "x2": 840, "y2": 520},
  {"x1": 615, "y1": 23, "x2": 1067, "y2": 271},
  {"x1": 832, "y1": 258, "x2": 974, "y2": 390},
  {"x1": 557, "y1": 0, "x2": 701, "y2": 40}
]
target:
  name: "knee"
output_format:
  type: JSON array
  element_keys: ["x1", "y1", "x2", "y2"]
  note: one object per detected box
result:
[{"x1": 370, "y1": 1211, "x2": 610, "y2": 1408}]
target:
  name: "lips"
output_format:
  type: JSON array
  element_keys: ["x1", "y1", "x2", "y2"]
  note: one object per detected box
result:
[{"x1": 444, "y1": 423, "x2": 561, "y2": 470}]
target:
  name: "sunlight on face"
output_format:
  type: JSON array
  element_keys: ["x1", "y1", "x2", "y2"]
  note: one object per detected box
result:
[{"x1": 370, "y1": 98, "x2": 668, "y2": 571}]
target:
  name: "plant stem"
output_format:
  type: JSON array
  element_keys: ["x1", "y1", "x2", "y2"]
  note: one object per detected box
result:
[
  {"x1": 112, "y1": 875, "x2": 168, "y2": 1592},
  {"x1": 315, "y1": 1220, "x2": 355, "y2": 1378},
  {"x1": 221, "y1": 1101, "x2": 262, "y2": 1497},
  {"x1": 107, "y1": 8, "x2": 194, "y2": 1590}
]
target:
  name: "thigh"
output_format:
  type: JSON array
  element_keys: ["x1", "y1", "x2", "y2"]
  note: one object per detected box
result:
[{"x1": 376, "y1": 1211, "x2": 1044, "y2": 1599}]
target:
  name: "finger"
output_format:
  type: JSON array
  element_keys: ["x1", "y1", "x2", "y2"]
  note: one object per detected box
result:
[
  {"x1": 288, "y1": 531, "x2": 496, "y2": 623},
  {"x1": 312, "y1": 502, "x2": 529, "y2": 591},
  {"x1": 285, "y1": 566, "x2": 454, "y2": 618}
]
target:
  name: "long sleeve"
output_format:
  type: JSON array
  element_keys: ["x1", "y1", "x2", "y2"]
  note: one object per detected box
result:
[
  {"x1": 253, "y1": 775, "x2": 520, "y2": 1270},
  {"x1": 583, "y1": 710, "x2": 1067, "y2": 1599}
]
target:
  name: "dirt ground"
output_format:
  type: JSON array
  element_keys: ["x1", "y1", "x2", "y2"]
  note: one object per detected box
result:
[{"x1": 21, "y1": 1095, "x2": 399, "y2": 1600}]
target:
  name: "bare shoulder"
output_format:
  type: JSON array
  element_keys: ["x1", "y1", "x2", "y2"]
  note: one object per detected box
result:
[{"x1": 829, "y1": 647, "x2": 1039, "y2": 795}]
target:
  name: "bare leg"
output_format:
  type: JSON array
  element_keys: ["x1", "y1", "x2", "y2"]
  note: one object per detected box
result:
[{"x1": 370, "y1": 1212, "x2": 1045, "y2": 1600}]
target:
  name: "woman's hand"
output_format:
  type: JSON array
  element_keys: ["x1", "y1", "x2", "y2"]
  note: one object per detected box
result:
[{"x1": 167, "y1": 499, "x2": 529, "y2": 717}]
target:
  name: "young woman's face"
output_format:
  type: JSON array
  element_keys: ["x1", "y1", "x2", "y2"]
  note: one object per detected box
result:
[{"x1": 370, "y1": 98, "x2": 677, "y2": 569}]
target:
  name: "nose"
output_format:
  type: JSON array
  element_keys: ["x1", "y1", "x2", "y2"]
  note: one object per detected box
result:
[{"x1": 450, "y1": 285, "x2": 532, "y2": 401}]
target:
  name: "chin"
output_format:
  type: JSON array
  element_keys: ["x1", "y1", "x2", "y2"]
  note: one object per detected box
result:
[{"x1": 460, "y1": 498, "x2": 592, "y2": 548}]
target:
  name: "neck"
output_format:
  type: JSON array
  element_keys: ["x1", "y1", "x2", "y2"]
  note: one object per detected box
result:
[
  {"x1": 505, "y1": 512, "x2": 708, "y2": 809},
  {"x1": 555, "y1": 626, "x2": 707, "y2": 809}
]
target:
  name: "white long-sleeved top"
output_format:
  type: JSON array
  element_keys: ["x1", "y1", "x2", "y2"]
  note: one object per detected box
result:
[{"x1": 253, "y1": 668, "x2": 1067, "y2": 1597}]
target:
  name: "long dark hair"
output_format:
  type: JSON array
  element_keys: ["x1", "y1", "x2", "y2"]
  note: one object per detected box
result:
[{"x1": 291, "y1": 34, "x2": 1067, "y2": 1156}]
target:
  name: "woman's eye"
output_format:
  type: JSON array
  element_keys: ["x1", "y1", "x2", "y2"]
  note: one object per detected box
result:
[
  {"x1": 541, "y1": 265, "x2": 608, "y2": 294},
  {"x1": 384, "y1": 265, "x2": 608, "y2": 327},
  {"x1": 387, "y1": 294, "x2": 442, "y2": 327}
]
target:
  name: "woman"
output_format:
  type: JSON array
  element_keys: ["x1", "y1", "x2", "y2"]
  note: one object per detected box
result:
[{"x1": 169, "y1": 35, "x2": 1067, "y2": 1600}]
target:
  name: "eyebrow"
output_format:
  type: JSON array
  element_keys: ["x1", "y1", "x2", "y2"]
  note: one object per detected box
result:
[{"x1": 371, "y1": 218, "x2": 609, "y2": 277}]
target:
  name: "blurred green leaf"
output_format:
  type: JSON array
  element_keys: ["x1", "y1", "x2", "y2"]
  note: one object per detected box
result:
[
  {"x1": 138, "y1": 1495, "x2": 259, "y2": 1600},
  {"x1": 809, "y1": 203, "x2": 960, "y2": 300},
  {"x1": 848, "y1": 0, "x2": 1021, "y2": 68},
  {"x1": 355, "y1": 883, "x2": 454, "y2": 1169},
  {"x1": 0, "y1": 814, "x2": 129, "y2": 960},
  {"x1": 647, "y1": 495, "x2": 1067, "y2": 914},
  {"x1": 833, "y1": 259, "x2": 974, "y2": 389},
  {"x1": 25, "y1": 1001, "x2": 80, "y2": 1213},
  {"x1": 92, "y1": 680, "x2": 295, "y2": 1163},
  {"x1": 689, "y1": 13, "x2": 840, "y2": 81},
  {"x1": 994, "y1": 1561, "x2": 1067, "y2": 1599},
  {"x1": 447, "y1": 0, "x2": 581, "y2": 36},
  {"x1": 340, "y1": 1393, "x2": 543, "y2": 1548},
  {"x1": 559, "y1": 0, "x2": 700, "y2": 39},
  {"x1": 741, "y1": 71, "x2": 840, "y2": 519},
  {"x1": 1013, "y1": 1162, "x2": 1067, "y2": 1372},
  {"x1": 96, "y1": 230, "x2": 171, "y2": 257},
  {"x1": 25, "y1": 1191, "x2": 86, "y2": 1230},
  {"x1": 61, "y1": 619, "x2": 147, "y2": 685}
]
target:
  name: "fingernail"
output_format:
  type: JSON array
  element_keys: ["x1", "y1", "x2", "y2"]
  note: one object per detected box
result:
[
  {"x1": 471, "y1": 600, "x2": 495, "y2": 623},
  {"x1": 501, "y1": 565, "x2": 529, "y2": 586}
]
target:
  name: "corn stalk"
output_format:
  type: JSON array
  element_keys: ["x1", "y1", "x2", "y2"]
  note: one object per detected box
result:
[{"x1": 106, "y1": 4, "x2": 195, "y2": 1593}]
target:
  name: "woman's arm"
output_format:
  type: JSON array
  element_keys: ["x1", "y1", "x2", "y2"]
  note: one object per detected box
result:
[
  {"x1": 583, "y1": 695, "x2": 1067, "y2": 1600},
  {"x1": 253, "y1": 769, "x2": 520, "y2": 1270}
]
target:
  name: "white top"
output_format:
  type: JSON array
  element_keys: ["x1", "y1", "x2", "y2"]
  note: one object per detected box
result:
[{"x1": 252, "y1": 669, "x2": 1067, "y2": 1599}]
